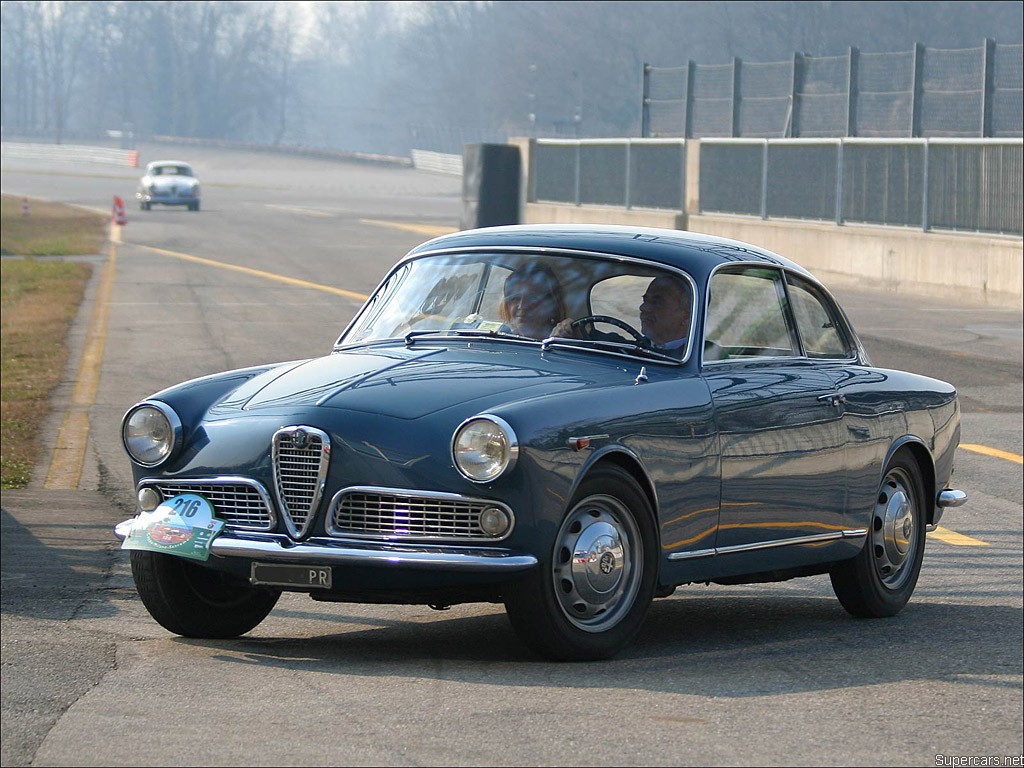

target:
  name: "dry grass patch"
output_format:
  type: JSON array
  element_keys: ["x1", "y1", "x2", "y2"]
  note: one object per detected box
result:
[
  {"x1": 2, "y1": 259, "x2": 93, "y2": 487},
  {"x1": 1, "y1": 194, "x2": 107, "y2": 256},
  {"x1": 2, "y1": 193, "x2": 107, "y2": 486}
]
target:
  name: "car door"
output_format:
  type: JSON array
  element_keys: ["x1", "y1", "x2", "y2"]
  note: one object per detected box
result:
[
  {"x1": 702, "y1": 266, "x2": 849, "y2": 553},
  {"x1": 784, "y1": 273, "x2": 882, "y2": 524}
]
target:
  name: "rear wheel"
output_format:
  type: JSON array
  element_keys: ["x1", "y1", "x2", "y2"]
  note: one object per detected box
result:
[
  {"x1": 130, "y1": 551, "x2": 279, "y2": 638},
  {"x1": 504, "y1": 465, "x2": 657, "y2": 660},
  {"x1": 830, "y1": 452, "x2": 927, "y2": 617}
]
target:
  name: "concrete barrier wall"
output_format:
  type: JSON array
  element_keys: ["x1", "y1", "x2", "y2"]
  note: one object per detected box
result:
[{"x1": 519, "y1": 139, "x2": 1023, "y2": 309}]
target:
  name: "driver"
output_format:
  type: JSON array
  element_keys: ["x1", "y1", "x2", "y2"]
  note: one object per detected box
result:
[
  {"x1": 499, "y1": 264, "x2": 568, "y2": 339},
  {"x1": 552, "y1": 273, "x2": 692, "y2": 357},
  {"x1": 638, "y1": 274, "x2": 692, "y2": 356}
]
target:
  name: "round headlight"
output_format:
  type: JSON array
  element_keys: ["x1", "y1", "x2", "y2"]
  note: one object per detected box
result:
[
  {"x1": 452, "y1": 416, "x2": 518, "y2": 483},
  {"x1": 122, "y1": 402, "x2": 180, "y2": 467}
]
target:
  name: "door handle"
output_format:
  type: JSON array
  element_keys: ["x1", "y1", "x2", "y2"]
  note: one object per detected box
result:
[{"x1": 817, "y1": 394, "x2": 846, "y2": 407}]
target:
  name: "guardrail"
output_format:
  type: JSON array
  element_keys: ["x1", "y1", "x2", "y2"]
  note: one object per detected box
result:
[
  {"x1": 410, "y1": 149, "x2": 462, "y2": 176},
  {"x1": 0, "y1": 142, "x2": 139, "y2": 167}
]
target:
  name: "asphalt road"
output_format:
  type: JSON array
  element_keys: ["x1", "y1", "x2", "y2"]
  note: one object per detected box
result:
[{"x1": 1, "y1": 143, "x2": 1021, "y2": 766}]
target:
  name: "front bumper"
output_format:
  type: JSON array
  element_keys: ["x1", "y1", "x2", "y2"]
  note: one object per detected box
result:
[
  {"x1": 137, "y1": 191, "x2": 198, "y2": 205},
  {"x1": 114, "y1": 519, "x2": 538, "y2": 573}
]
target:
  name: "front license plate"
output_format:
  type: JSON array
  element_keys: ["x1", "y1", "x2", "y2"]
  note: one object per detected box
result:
[{"x1": 250, "y1": 563, "x2": 332, "y2": 589}]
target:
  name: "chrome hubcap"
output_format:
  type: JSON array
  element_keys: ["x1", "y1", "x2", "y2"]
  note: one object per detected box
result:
[
  {"x1": 552, "y1": 494, "x2": 641, "y2": 632},
  {"x1": 872, "y1": 468, "x2": 918, "y2": 589}
]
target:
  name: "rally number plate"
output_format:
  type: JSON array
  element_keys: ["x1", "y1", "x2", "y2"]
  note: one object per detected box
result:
[{"x1": 250, "y1": 563, "x2": 332, "y2": 589}]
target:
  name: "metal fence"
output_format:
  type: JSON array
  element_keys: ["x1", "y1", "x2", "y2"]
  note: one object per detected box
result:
[
  {"x1": 643, "y1": 41, "x2": 1024, "y2": 139},
  {"x1": 529, "y1": 136, "x2": 1022, "y2": 237},
  {"x1": 529, "y1": 138, "x2": 686, "y2": 210},
  {"x1": 698, "y1": 138, "x2": 1023, "y2": 236}
]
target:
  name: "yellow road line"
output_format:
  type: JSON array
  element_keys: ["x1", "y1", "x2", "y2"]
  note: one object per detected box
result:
[
  {"x1": 929, "y1": 526, "x2": 990, "y2": 547},
  {"x1": 265, "y1": 203, "x2": 334, "y2": 218},
  {"x1": 133, "y1": 243, "x2": 369, "y2": 301},
  {"x1": 959, "y1": 443, "x2": 1023, "y2": 465},
  {"x1": 45, "y1": 225, "x2": 119, "y2": 489},
  {"x1": 360, "y1": 218, "x2": 458, "y2": 237}
]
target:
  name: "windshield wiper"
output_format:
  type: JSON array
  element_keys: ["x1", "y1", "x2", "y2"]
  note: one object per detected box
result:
[
  {"x1": 404, "y1": 328, "x2": 537, "y2": 346},
  {"x1": 541, "y1": 336, "x2": 681, "y2": 363}
]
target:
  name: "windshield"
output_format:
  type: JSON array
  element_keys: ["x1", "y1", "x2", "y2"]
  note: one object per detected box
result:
[
  {"x1": 337, "y1": 251, "x2": 697, "y2": 362},
  {"x1": 152, "y1": 165, "x2": 191, "y2": 176}
]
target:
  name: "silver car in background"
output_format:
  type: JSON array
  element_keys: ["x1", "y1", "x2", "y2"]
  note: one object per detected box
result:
[{"x1": 137, "y1": 160, "x2": 201, "y2": 211}]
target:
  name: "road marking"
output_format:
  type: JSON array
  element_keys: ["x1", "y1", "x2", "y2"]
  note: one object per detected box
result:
[
  {"x1": 929, "y1": 526, "x2": 990, "y2": 546},
  {"x1": 133, "y1": 243, "x2": 369, "y2": 301},
  {"x1": 45, "y1": 225, "x2": 120, "y2": 489},
  {"x1": 959, "y1": 444, "x2": 1023, "y2": 465},
  {"x1": 265, "y1": 203, "x2": 334, "y2": 217},
  {"x1": 360, "y1": 218, "x2": 458, "y2": 237}
]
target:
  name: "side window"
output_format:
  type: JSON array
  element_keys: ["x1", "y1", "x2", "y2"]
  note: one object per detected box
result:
[
  {"x1": 705, "y1": 268, "x2": 796, "y2": 360},
  {"x1": 787, "y1": 276, "x2": 851, "y2": 359},
  {"x1": 590, "y1": 275, "x2": 648, "y2": 328}
]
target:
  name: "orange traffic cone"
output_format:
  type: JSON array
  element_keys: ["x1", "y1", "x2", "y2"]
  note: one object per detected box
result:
[{"x1": 112, "y1": 196, "x2": 127, "y2": 225}]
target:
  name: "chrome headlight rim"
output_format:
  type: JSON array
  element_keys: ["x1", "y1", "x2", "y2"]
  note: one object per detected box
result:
[
  {"x1": 121, "y1": 400, "x2": 182, "y2": 468},
  {"x1": 451, "y1": 414, "x2": 519, "y2": 484}
]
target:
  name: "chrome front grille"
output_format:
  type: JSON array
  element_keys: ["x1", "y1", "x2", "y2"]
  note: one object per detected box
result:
[
  {"x1": 144, "y1": 479, "x2": 273, "y2": 530},
  {"x1": 327, "y1": 487, "x2": 514, "y2": 541},
  {"x1": 273, "y1": 426, "x2": 330, "y2": 538}
]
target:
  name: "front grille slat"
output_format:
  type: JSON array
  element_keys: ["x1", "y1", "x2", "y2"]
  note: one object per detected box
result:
[
  {"x1": 273, "y1": 426, "x2": 330, "y2": 537},
  {"x1": 328, "y1": 489, "x2": 514, "y2": 541},
  {"x1": 148, "y1": 480, "x2": 273, "y2": 530}
]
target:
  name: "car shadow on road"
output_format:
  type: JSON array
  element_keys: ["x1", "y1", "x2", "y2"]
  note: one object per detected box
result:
[{"x1": 189, "y1": 590, "x2": 1022, "y2": 699}]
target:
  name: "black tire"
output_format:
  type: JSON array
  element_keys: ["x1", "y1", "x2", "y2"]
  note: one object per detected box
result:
[
  {"x1": 190, "y1": 202, "x2": 200, "y2": 212},
  {"x1": 130, "y1": 551, "x2": 279, "y2": 638},
  {"x1": 504, "y1": 465, "x2": 658, "y2": 661},
  {"x1": 830, "y1": 451, "x2": 927, "y2": 617}
]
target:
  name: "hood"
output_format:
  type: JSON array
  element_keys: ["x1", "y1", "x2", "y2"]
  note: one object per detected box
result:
[
  {"x1": 217, "y1": 344, "x2": 633, "y2": 419},
  {"x1": 148, "y1": 175, "x2": 195, "y2": 189}
]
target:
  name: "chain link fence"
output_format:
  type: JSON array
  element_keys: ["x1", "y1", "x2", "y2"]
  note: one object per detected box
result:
[{"x1": 643, "y1": 41, "x2": 1023, "y2": 139}]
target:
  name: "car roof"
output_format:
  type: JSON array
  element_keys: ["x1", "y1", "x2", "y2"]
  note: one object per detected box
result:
[
  {"x1": 406, "y1": 223, "x2": 815, "y2": 282},
  {"x1": 147, "y1": 160, "x2": 192, "y2": 169}
]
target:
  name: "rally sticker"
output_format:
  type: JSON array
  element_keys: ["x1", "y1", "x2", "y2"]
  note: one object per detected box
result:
[{"x1": 121, "y1": 493, "x2": 225, "y2": 562}]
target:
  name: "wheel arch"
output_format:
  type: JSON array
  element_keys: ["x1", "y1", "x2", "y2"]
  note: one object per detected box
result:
[
  {"x1": 886, "y1": 437, "x2": 937, "y2": 525},
  {"x1": 574, "y1": 446, "x2": 661, "y2": 549}
]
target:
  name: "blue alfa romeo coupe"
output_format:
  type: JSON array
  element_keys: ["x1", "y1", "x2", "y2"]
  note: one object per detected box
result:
[{"x1": 115, "y1": 224, "x2": 966, "y2": 660}]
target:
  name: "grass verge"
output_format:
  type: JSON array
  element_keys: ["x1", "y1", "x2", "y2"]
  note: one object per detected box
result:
[
  {"x1": 1, "y1": 194, "x2": 107, "y2": 256},
  {"x1": 1, "y1": 194, "x2": 105, "y2": 488}
]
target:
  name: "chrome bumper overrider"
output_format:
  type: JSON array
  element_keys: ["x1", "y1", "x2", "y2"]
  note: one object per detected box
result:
[
  {"x1": 114, "y1": 519, "x2": 537, "y2": 572},
  {"x1": 926, "y1": 488, "x2": 968, "y2": 532},
  {"x1": 937, "y1": 489, "x2": 967, "y2": 508}
]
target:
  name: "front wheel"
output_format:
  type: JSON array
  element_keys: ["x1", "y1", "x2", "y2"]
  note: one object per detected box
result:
[
  {"x1": 830, "y1": 452, "x2": 927, "y2": 617},
  {"x1": 504, "y1": 465, "x2": 657, "y2": 660},
  {"x1": 130, "y1": 551, "x2": 279, "y2": 638}
]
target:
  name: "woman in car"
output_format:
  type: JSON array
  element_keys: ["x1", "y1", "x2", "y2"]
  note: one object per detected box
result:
[{"x1": 498, "y1": 263, "x2": 569, "y2": 339}]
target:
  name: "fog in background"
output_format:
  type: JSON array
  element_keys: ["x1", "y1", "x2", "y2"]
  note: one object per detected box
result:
[{"x1": 2, "y1": 0, "x2": 1022, "y2": 157}]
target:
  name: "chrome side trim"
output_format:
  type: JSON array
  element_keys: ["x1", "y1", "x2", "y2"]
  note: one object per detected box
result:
[
  {"x1": 667, "y1": 529, "x2": 867, "y2": 560},
  {"x1": 937, "y1": 489, "x2": 968, "y2": 508},
  {"x1": 113, "y1": 521, "x2": 537, "y2": 572},
  {"x1": 665, "y1": 548, "x2": 717, "y2": 561}
]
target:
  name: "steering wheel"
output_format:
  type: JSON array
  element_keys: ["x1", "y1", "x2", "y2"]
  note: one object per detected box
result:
[{"x1": 569, "y1": 315, "x2": 647, "y2": 345}]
